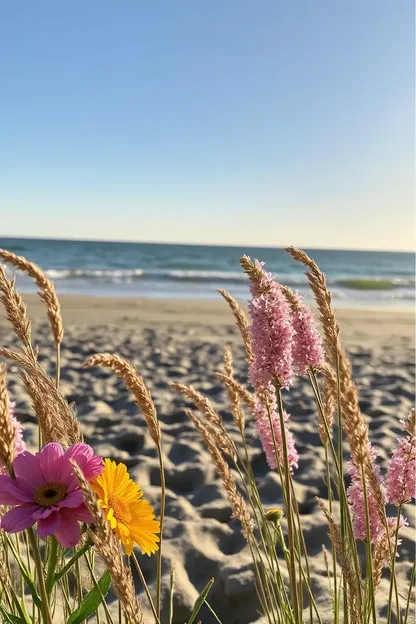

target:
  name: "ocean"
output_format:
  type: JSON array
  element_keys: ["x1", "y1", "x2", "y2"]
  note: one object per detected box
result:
[{"x1": 0, "y1": 237, "x2": 414, "y2": 308}]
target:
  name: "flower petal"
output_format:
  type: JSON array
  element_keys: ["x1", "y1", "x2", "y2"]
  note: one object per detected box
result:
[
  {"x1": 0, "y1": 475, "x2": 33, "y2": 504},
  {"x1": 65, "y1": 444, "x2": 103, "y2": 481},
  {"x1": 54, "y1": 510, "x2": 81, "y2": 548},
  {"x1": 38, "y1": 443, "x2": 65, "y2": 482},
  {"x1": 12, "y1": 452, "x2": 44, "y2": 489},
  {"x1": 71, "y1": 504, "x2": 93, "y2": 524},
  {"x1": 37, "y1": 511, "x2": 61, "y2": 538},
  {"x1": 1, "y1": 504, "x2": 37, "y2": 533},
  {"x1": 59, "y1": 490, "x2": 83, "y2": 509}
]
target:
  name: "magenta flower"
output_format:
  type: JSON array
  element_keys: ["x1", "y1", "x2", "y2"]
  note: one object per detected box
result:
[
  {"x1": 291, "y1": 293, "x2": 324, "y2": 374},
  {"x1": 385, "y1": 418, "x2": 416, "y2": 506},
  {"x1": 0, "y1": 443, "x2": 103, "y2": 547},
  {"x1": 0, "y1": 402, "x2": 26, "y2": 475},
  {"x1": 248, "y1": 261, "x2": 294, "y2": 390},
  {"x1": 254, "y1": 392, "x2": 298, "y2": 471}
]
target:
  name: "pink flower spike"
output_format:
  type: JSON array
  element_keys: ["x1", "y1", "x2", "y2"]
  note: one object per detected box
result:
[
  {"x1": 254, "y1": 392, "x2": 298, "y2": 472},
  {"x1": 248, "y1": 261, "x2": 294, "y2": 390},
  {"x1": 385, "y1": 416, "x2": 416, "y2": 506},
  {"x1": 0, "y1": 442, "x2": 103, "y2": 548},
  {"x1": 347, "y1": 443, "x2": 386, "y2": 543},
  {"x1": 291, "y1": 292, "x2": 324, "y2": 375}
]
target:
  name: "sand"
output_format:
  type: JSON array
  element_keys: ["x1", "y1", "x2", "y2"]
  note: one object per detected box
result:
[{"x1": 0, "y1": 295, "x2": 414, "y2": 623}]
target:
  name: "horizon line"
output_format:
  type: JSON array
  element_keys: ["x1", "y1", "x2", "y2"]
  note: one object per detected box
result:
[{"x1": 0, "y1": 234, "x2": 413, "y2": 255}]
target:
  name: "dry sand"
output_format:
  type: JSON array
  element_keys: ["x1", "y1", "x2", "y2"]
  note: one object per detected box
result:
[{"x1": 0, "y1": 295, "x2": 414, "y2": 623}]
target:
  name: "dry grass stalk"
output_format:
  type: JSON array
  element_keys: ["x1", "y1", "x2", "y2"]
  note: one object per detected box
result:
[
  {"x1": 0, "y1": 268, "x2": 32, "y2": 351},
  {"x1": 280, "y1": 284, "x2": 301, "y2": 311},
  {"x1": 318, "y1": 499, "x2": 361, "y2": 623},
  {"x1": 404, "y1": 408, "x2": 415, "y2": 436},
  {"x1": 71, "y1": 461, "x2": 144, "y2": 624},
  {"x1": 0, "y1": 348, "x2": 82, "y2": 446},
  {"x1": 83, "y1": 353, "x2": 160, "y2": 446},
  {"x1": 285, "y1": 247, "x2": 341, "y2": 367},
  {"x1": 0, "y1": 249, "x2": 63, "y2": 345},
  {"x1": 185, "y1": 409, "x2": 253, "y2": 537},
  {"x1": 222, "y1": 347, "x2": 244, "y2": 431},
  {"x1": 373, "y1": 531, "x2": 392, "y2": 591},
  {"x1": 218, "y1": 289, "x2": 253, "y2": 362},
  {"x1": 215, "y1": 372, "x2": 256, "y2": 409},
  {"x1": 286, "y1": 247, "x2": 386, "y2": 516},
  {"x1": 171, "y1": 382, "x2": 235, "y2": 459},
  {"x1": 0, "y1": 365, "x2": 16, "y2": 469},
  {"x1": 239, "y1": 255, "x2": 268, "y2": 291},
  {"x1": 317, "y1": 364, "x2": 336, "y2": 444}
]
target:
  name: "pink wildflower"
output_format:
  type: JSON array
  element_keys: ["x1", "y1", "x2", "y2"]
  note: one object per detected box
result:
[
  {"x1": 0, "y1": 402, "x2": 26, "y2": 475},
  {"x1": 385, "y1": 417, "x2": 416, "y2": 506},
  {"x1": 347, "y1": 443, "x2": 399, "y2": 543},
  {"x1": 254, "y1": 391, "x2": 298, "y2": 471},
  {"x1": 0, "y1": 443, "x2": 103, "y2": 547},
  {"x1": 248, "y1": 261, "x2": 294, "y2": 390},
  {"x1": 291, "y1": 293, "x2": 324, "y2": 374}
]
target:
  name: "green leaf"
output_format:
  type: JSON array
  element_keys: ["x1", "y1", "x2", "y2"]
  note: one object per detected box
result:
[
  {"x1": 67, "y1": 570, "x2": 112, "y2": 624},
  {"x1": 5, "y1": 535, "x2": 42, "y2": 609},
  {"x1": 186, "y1": 577, "x2": 215, "y2": 624},
  {"x1": 0, "y1": 604, "x2": 30, "y2": 624}
]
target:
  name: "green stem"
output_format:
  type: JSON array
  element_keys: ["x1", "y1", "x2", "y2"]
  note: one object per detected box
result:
[
  {"x1": 45, "y1": 536, "x2": 59, "y2": 595},
  {"x1": 275, "y1": 384, "x2": 300, "y2": 624},
  {"x1": 386, "y1": 504, "x2": 403, "y2": 624},
  {"x1": 131, "y1": 553, "x2": 160, "y2": 624},
  {"x1": 360, "y1": 464, "x2": 377, "y2": 624},
  {"x1": 54, "y1": 540, "x2": 92, "y2": 584},
  {"x1": 309, "y1": 370, "x2": 362, "y2": 608},
  {"x1": 403, "y1": 560, "x2": 415, "y2": 624},
  {"x1": 28, "y1": 527, "x2": 53, "y2": 624},
  {"x1": 155, "y1": 442, "x2": 166, "y2": 621},
  {"x1": 324, "y1": 443, "x2": 338, "y2": 623}
]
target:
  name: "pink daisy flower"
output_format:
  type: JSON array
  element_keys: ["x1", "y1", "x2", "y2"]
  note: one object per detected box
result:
[{"x1": 0, "y1": 443, "x2": 103, "y2": 548}]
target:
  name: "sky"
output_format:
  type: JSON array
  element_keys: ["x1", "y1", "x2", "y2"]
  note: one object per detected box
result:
[{"x1": 0, "y1": 1, "x2": 414, "y2": 251}]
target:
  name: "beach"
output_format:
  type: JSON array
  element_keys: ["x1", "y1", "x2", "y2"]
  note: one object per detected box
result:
[{"x1": 1, "y1": 295, "x2": 415, "y2": 623}]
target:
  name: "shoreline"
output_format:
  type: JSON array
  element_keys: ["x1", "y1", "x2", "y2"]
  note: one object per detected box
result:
[{"x1": 1, "y1": 293, "x2": 413, "y2": 347}]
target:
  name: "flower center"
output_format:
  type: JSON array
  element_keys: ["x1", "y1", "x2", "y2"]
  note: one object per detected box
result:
[
  {"x1": 108, "y1": 494, "x2": 132, "y2": 525},
  {"x1": 33, "y1": 482, "x2": 68, "y2": 507}
]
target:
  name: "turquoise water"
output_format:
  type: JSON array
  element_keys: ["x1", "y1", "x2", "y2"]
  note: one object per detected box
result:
[{"x1": 0, "y1": 237, "x2": 414, "y2": 307}]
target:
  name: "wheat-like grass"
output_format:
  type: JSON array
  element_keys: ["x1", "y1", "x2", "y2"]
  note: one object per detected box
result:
[
  {"x1": 285, "y1": 247, "x2": 340, "y2": 367},
  {"x1": 0, "y1": 365, "x2": 16, "y2": 470},
  {"x1": 0, "y1": 348, "x2": 81, "y2": 445},
  {"x1": 71, "y1": 461, "x2": 144, "y2": 624},
  {"x1": 170, "y1": 382, "x2": 236, "y2": 459},
  {"x1": 221, "y1": 347, "x2": 244, "y2": 431},
  {"x1": 317, "y1": 364, "x2": 336, "y2": 444},
  {"x1": 218, "y1": 289, "x2": 253, "y2": 362},
  {"x1": 0, "y1": 267, "x2": 32, "y2": 352},
  {"x1": 0, "y1": 249, "x2": 63, "y2": 345},
  {"x1": 239, "y1": 255, "x2": 268, "y2": 291},
  {"x1": 185, "y1": 408, "x2": 253, "y2": 537},
  {"x1": 318, "y1": 499, "x2": 361, "y2": 623},
  {"x1": 280, "y1": 284, "x2": 301, "y2": 311},
  {"x1": 83, "y1": 353, "x2": 160, "y2": 446},
  {"x1": 285, "y1": 247, "x2": 384, "y2": 504},
  {"x1": 215, "y1": 372, "x2": 256, "y2": 409}
]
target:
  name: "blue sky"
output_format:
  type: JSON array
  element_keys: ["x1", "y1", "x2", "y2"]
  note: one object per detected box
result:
[{"x1": 0, "y1": 1, "x2": 414, "y2": 250}]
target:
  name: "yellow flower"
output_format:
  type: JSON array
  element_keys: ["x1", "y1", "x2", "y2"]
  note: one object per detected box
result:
[{"x1": 91, "y1": 459, "x2": 160, "y2": 556}]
